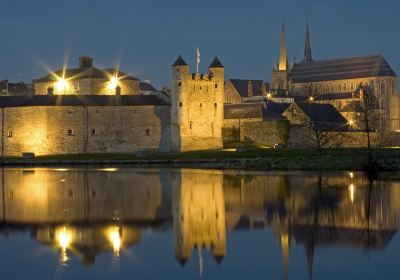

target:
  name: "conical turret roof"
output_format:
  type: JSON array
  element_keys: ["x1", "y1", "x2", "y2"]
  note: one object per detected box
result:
[
  {"x1": 209, "y1": 57, "x2": 224, "y2": 68},
  {"x1": 172, "y1": 55, "x2": 188, "y2": 67}
]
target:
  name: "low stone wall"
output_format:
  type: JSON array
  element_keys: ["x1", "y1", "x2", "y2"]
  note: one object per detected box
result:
[
  {"x1": 287, "y1": 126, "x2": 400, "y2": 148},
  {"x1": 222, "y1": 120, "x2": 287, "y2": 147}
]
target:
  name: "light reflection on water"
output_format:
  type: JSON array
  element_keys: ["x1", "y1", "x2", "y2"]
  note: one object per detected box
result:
[{"x1": 0, "y1": 168, "x2": 399, "y2": 279}]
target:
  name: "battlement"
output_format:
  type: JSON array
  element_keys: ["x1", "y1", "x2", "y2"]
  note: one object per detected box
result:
[{"x1": 191, "y1": 73, "x2": 213, "y2": 81}]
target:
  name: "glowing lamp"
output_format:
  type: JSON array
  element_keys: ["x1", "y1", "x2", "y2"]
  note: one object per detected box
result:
[
  {"x1": 57, "y1": 226, "x2": 71, "y2": 251},
  {"x1": 267, "y1": 93, "x2": 272, "y2": 99},
  {"x1": 309, "y1": 96, "x2": 314, "y2": 102},
  {"x1": 348, "y1": 120, "x2": 354, "y2": 126},
  {"x1": 108, "y1": 77, "x2": 119, "y2": 90},
  {"x1": 56, "y1": 78, "x2": 69, "y2": 92}
]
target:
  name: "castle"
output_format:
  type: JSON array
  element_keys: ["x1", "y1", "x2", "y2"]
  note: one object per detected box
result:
[
  {"x1": 0, "y1": 56, "x2": 224, "y2": 156},
  {"x1": 0, "y1": 19, "x2": 398, "y2": 156}
]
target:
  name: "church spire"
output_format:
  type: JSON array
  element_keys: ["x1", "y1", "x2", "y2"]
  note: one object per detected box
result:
[
  {"x1": 278, "y1": 22, "x2": 288, "y2": 71},
  {"x1": 304, "y1": 17, "x2": 313, "y2": 62}
]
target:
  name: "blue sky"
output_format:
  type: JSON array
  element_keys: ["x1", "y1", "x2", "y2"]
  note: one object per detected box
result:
[{"x1": 0, "y1": 0, "x2": 398, "y2": 88}]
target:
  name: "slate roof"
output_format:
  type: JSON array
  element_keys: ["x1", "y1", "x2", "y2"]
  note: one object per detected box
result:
[
  {"x1": 224, "y1": 103, "x2": 265, "y2": 119},
  {"x1": 291, "y1": 55, "x2": 396, "y2": 83},
  {"x1": 0, "y1": 95, "x2": 169, "y2": 107},
  {"x1": 0, "y1": 81, "x2": 33, "y2": 96},
  {"x1": 34, "y1": 68, "x2": 139, "y2": 83},
  {"x1": 209, "y1": 57, "x2": 224, "y2": 68},
  {"x1": 139, "y1": 82, "x2": 158, "y2": 92},
  {"x1": 224, "y1": 102, "x2": 285, "y2": 121},
  {"x1": 297, "y1": 103, "x2": 347, "y2": 123},
  {"x1": 229, "y1": 79, "x2": 265, "y2": 98},
  {"x1": 172, "y1": 55, "x2": 188, "y2": 67}
]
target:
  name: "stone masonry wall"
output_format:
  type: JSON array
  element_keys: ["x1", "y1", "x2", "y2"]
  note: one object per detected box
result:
[{"x1": 1, "y1": 105, "x2": 170, "y2": 156}]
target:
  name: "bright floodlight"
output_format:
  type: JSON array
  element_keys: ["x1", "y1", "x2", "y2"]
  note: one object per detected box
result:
[
  {"x1": 56, "y1": 78, "x2": 68, "y2": 92},
  {"x1": 108, "y1": 76, "x2": 119, "y2": 90}
]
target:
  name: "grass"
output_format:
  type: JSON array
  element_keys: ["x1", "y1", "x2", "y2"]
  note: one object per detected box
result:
[{"x1": 0, "y1": 148, "x2": 399, "y2": 171}]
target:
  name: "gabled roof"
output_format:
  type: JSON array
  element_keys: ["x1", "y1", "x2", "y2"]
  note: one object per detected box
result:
[
  {"x1": 34, "y1": 68, "x2": 139, "y2": 83},
  {"x1": 139, "y1": 81, "x2": 158, "y2": 92},
  {"x1": 266, "y1": 102, "x2": 291, "y2": 115},
  {"x1": 291, "y1": 55, "x2": 396, "y2": 83},
  {"x1": 0, "y1": 95, "x2": 169, "y2": 107},
  {"x1": 224, "y1": 103, "x2": 265, "y2": 119},
  {"x1": 224, "y1": 102, "x2": 286, "y2": 121},
  {"x1": 172, "y1": 55, "x2": 188, "y2": 67},
  {"x1": 297, "y1": 103, "x2": 347, "y2": 123},
  {"x1": 209, "y1": 57, "x2": 224, "y2": 68},
  {"x1": 229, "y1": 79, "x2": 266, "y2": 98}
]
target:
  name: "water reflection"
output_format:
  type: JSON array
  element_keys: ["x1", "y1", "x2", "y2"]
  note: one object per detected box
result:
[{"x1": 0, "y1": 168, "x2": 399, "y2": 279}]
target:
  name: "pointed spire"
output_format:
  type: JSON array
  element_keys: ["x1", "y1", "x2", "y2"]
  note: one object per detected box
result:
[
  {"x1": 304, "y1": 17, "x2": 313, "y2": 62},
  {"x1": 278, "y1": 21, "x2": 288, "y2": 71},
  {"x1": 172, "y1": 55, "x2": 188, "y2": 67},
  {"x1": 209, "y1": 57, "x2": 224, "y2": 68}
]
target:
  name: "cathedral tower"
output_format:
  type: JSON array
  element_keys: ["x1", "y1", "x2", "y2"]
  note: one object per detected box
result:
[
  {"x1": 171, "y1": 55, "x2": 224, "y2": 152},
  {"x1": 271, "y1": 23, "x2": 289, "y2": 93}
]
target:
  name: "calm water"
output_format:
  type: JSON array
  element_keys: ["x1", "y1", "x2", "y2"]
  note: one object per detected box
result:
[{"x1": 0, "y1": 168, "x2": 399, "y2": 279}]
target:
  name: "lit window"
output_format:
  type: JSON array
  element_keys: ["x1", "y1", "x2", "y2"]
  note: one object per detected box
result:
[
  {"x1": 7, "y1": 130, "x2": 12, "y2": 137},
  {"x1": 68, "y1": 129, "x2": 74, "y2": 136},
  {"x1": 145, "y1": 129, "x2": 150, "y2": 136},
  {"x1": 91, "y1": 129, "x2": 96, "y2": 136}
]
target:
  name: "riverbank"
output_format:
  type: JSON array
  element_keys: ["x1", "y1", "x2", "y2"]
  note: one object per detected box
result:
[{"x1": 0, "y1": 148, "x2": 399, "y2": 171}]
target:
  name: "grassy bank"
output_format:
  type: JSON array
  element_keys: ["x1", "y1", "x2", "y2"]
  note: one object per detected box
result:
[{"x1": 0, "y1": 148, "x2": 399, "y2": 171}]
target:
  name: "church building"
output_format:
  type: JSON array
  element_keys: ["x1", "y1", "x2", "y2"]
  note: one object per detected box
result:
[{"x1": 271, "y1": 19, "x2": 399, "y2": 131}]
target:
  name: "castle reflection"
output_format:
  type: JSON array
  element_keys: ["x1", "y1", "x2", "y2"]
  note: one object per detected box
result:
[{"x1": 0, "y1": 168, "x2": 399, "y2": 278}]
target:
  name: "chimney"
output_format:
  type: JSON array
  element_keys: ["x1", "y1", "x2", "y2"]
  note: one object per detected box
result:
[
  {"x1": 79, "y1": 56, "x2": 93, "y2": 68},
  {"x1": 47, "y1": 86, "x2": 54, "y2": 96},
  {"x1": 115, "y1": 85, "x2": 121, "y2": 105},
  {"x1": 247, "y1": 80, "x2": 253, "y2": 97},
  {"x1": 1, "y1": 80, "x2": 8, "y2": 93}
]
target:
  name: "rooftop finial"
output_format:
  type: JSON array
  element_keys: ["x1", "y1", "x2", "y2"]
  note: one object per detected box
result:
[{"x1": 304, "y1": 16, "x2": 313, "y2": 62}]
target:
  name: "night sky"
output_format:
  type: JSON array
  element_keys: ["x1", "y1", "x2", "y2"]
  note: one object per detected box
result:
[{"x1": 0, "y1": 0, "x2": 398, "y2": 88}]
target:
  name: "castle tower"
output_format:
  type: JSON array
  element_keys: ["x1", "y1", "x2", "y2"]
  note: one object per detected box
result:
[
  {"x1": 271, "y1": 23, "x2": 289, "y2": 93},
  {"x1": 304, "y1": 18, "x2": 313, "y2": 62},
  {"x1": 170, "y1": 55, "x2": 224, "y2": 152}
]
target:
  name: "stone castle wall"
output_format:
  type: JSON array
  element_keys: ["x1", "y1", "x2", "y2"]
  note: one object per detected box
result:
[
  {"x1": 34, "y1": 78, "x2": 139, "y2": 95},
  {"x1": 0, "y1": 105, "x2": 170, "y2": 156}
]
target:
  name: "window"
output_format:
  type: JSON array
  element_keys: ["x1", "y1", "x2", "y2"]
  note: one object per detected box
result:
[
  {"x1": 96, "y1": 109, "x2": 101, "y2": 113},
  {"x1": 211, "y1": 123, "x2": 214, "y2": 134},
  {"x1": 189, "y1": 122, "x2": 192, "y2": 129},
  {"x1": 215, "y1": 83, "x2": 218, "y2": 89},
  {"x1": 145, "y1": 129, "x2": 150, "y2": 136},
  {"x1": 200, "y1": 86, "x2": 202, "y2": 90},
  {"x1": 74, "y1": 82, "x2": 80, "y2": 91},
  {"x1": 91, "y1": 129, "x2": 96, "y2": 136},
  {"x1": 133, "y1": 109, "x2": 139, "y2": 113},
  {"x1": 7, "y1": 130, "x2": 12, "y2": 137},
  {"x1": 179, "y1": 102, "x2": 182, "y2": 107},
  {"x1": 214, "y1": 103, "x2": 217, "y2": 108},
  {"x1": 68, "y1": 190, "x2": 74, "y2": 197},
  {"x1": 68, "y1": 109, "x2": 75, "y2": 114},
  {"x1": 178, "y1": 81, "x2": 182, "y2": 86},
  {"x1": 68, "y1": 129, "x2": 74, "y2": 136},
  {"x1": 200, "y1": 103, "x2": 202, "y2": 107}
]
